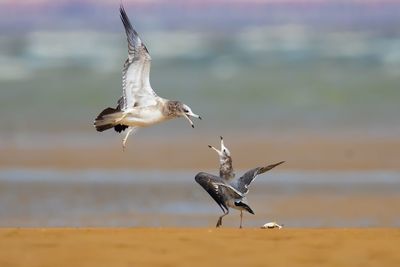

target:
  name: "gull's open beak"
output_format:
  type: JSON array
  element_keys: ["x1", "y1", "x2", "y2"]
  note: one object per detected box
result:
[
  {"x1": 183, "y1": 113, "x2": 195, "y2": 128},
  {"x1": 220, "y1": 136, "x2": 226, "y2": 149},
  {"x1": 183, "y1": 111, "x2": 202, "y2": 128},
  {"x1": 187, "y1": 111, "x2": 202, "y2": 120},
  {"x1": 208, "y1": 144, "x2": 222, "y2": 155}
]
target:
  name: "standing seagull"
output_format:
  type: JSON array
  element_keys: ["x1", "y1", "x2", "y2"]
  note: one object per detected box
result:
[
  {"x1": 94, "y1": 5, "x2": 201, "y2": 150},
  {"x1": 195, "y1": 137, "x2": 284, "y2": 228}
]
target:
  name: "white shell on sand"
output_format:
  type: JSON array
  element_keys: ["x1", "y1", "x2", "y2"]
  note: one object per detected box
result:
[{"x1": 261, "y1": 222, "x2": 283, "y2": 229}]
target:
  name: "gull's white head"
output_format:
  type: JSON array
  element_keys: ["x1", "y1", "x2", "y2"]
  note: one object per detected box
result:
[{"x1": 180, "y1": 103, "x2": 202, "y2": 128}]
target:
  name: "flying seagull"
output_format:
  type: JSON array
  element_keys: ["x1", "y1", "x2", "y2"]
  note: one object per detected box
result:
[
  {"x1": 195, "y1": 136, "x2": 284, "y2": 228},
  {"x1": 94, "y1": 5, "x2": 201, "y2": 150}
]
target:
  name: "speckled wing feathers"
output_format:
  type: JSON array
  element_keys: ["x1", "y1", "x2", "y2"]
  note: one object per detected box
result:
[{"x1": 120, "y1": 5, "x2": 157, "y2": 110}]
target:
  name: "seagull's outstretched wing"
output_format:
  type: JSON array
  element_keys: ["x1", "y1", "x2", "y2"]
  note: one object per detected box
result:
[
  {"x1": 195, "y1": 172, "x2": 243, "y2": 212},
  {"x1": 120, "y1": 5, "x2": 157, "y2": 110},
  {"x1": 233, "y1": 161, "x2": 285, "y2": 194}
]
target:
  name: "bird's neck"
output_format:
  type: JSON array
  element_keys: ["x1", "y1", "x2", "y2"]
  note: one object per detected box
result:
[
  {"x1": 220, "y1": 156, "x2": 235, "y2": 180},
  {"x1": 162, "y1": 99, "x2": 181, "y2": 118}
]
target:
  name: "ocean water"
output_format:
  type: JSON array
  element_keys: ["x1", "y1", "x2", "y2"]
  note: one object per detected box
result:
[
  {"x1": 0, "y1": 169, "x2": 399, "y2": 227},
  {"x1": 1, "y1": 27, "x2": 400, "y2": 139}
]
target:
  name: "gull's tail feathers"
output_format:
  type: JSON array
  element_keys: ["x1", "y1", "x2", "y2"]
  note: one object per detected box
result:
[
  {"x1": 94, "y1": 108, "x2": 128, "y2": 133},
  {"x1": 235, "y1": 201, "x2": 255, "y2": 215}
]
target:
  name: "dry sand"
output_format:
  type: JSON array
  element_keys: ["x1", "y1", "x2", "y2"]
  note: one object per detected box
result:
[{"x1": 1, "y1": 228, "x2": 399, "y2": 267}]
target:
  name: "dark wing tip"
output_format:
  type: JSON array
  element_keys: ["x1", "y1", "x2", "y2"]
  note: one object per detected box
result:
[
  {"x1": 235, "y1": 201, "x2": 255, "y2": 214},
  {"x1": 208, "y1": 145, "x2": 212, "y2": 148},
  {"x1": 119, "y1": 4, "x2": 131, "y2": 30},
  {"x1": 114, "y1": 124, "x2": 128, "y2": 133},
  {"x1": 194, "y1": 172, "x2": 207, "y2": 183},
  {"x1": 259, "y1": 161, "x2": 285, "y2": 174},
  {"x1": 119, "y1": 4, "x2": 125, "y2": 19},
  {"x1": 274, "y1": 161, "x2": 285, "y2": 167},
  {"x1": 119, "y1": 2, "x2": 151, "y2": 57},
  {"x1": 119, "y1": 3, "x2": 127, "y2": 18},
  {"x1": 195, "y1": 172, "x2": 229, "y2": 213},
  {"x1": 275, "y1": 161, "x2": 285, "y2": 167}
]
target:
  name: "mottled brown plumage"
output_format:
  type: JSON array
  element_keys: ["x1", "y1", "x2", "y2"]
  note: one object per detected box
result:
[
  {"x1": 220, "y1": 156, "x2": 234, "y2": 181},
  {"x1": 162, "y1": 100, "x2": 185, "y2": 118},
  {"x1": 208, "y1": 136, "x2": 235, "y2": 182}
]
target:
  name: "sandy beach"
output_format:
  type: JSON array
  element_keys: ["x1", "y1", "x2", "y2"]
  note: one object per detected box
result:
[
  {"x1": 2, "y1": 135, "x2": 399, "y2": 170},
  {"x1": 1, "y1": 228, "x2": 399, "y2": 267}
]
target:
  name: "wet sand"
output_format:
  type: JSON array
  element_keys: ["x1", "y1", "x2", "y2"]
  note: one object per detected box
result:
[
  {"x1": 1, "y1": 178, "x2": 399, "y2": 227},
  {"x1": 1, "y1": 228, "x2": 399, "y2": 267},
  {"x1": 2, "y1": 135, "x2": 400, "y2": 170}
]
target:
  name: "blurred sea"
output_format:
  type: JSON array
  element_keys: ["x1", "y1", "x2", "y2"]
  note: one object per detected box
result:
[
  {"x1": 1, "y1": 1, "x2": 400, "y2": 140},
  {"x1": 1, "y1": 169, "x2": 399, "y2": 227}
]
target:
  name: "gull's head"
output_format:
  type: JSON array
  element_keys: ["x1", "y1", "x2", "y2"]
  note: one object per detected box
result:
[
  {"x1": 219, "y1": 136, "x2": 231, "y2": 157},
  {"x1": 165, "y1": 101, "x2": 201, "y2": 128},
  {"x1": 180, "y1": 103, "x2": 202, "y2": 128},
  {"x1": 208, "y1": 136, "x2": 231, "y2": 159}
]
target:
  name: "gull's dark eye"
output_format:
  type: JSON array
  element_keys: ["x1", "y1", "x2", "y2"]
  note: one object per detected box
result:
[{"x1": 183, "y1": 108, "x2": 188, "y2": 113}]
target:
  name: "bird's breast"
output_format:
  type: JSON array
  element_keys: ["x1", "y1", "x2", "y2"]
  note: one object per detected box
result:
[{"x1": 123, "y1": 107, "x2": 169, "y2": 127}]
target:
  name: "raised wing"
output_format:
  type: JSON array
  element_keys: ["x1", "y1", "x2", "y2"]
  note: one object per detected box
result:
[
  {"x1": 120, "y1": 5, "x2": 157, "y2": 110},
  {"x1": 233, "y1": 161, "x2": 285, "y2": 194},
  {"x1": 195, "y1": 172, "x2": 243, "y2": 212}
]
